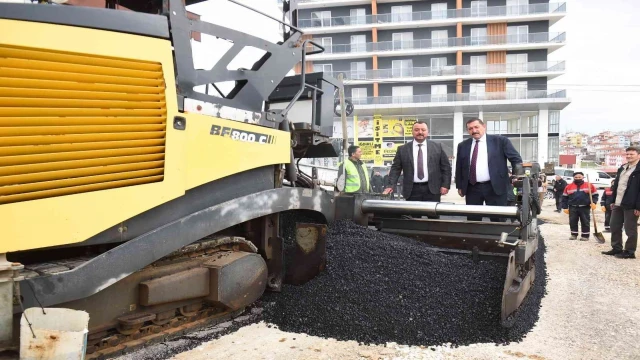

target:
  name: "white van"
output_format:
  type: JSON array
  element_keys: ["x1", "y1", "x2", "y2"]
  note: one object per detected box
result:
[{"x1": 553, "y1": 167, "x2": 613, "y2": 189}]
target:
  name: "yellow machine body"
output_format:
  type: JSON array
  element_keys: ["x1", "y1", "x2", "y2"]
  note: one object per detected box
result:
[{"x1": 0, "y1": 19, "x2": 289, "y2": 253}]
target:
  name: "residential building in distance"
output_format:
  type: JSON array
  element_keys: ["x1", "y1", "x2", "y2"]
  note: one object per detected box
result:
[
  {"x1": 284, "y1": 0, "x2": 570, "y2": 167},
  {"x1": 605, "y1": 151, "x2": 626, "y2": 169},
  {"x1": 558, "y1": 129, "x2": 640, "y2": 172}
]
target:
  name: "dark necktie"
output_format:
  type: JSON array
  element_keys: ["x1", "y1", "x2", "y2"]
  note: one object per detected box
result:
[
  {"x1": 470, "y1": 140, "x2": 480, "y2": 185},
  {"x1": 417, "y1": 143, "x2": 424, "y2": 180}
]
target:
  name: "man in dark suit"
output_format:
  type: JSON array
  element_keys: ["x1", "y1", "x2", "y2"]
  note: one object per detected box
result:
[
  {"x1": 383, "y1": 121, "x2": 452, "y2": 212},
  {"x1": 455, "y1": 118, "x2": 522, "y2": 221}
]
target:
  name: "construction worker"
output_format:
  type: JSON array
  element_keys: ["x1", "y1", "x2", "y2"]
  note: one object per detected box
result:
[
  {"x1": 337, "y1": 145, "x2": 370, "y2": 194},
  {"x1": 600, "y1": 179, "x2": 616, "y2": 232},
  {"x1": 562, "y1": 172, "x2": 598, "y2": 240}
]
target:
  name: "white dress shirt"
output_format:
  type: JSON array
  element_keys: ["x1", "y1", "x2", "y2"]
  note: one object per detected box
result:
[
  {"x1": 469, "y1": 134, "x2": 490, "y2": 182},
  {"x1": 413, "y1": 140, "x2": 428, "y2": 183}
]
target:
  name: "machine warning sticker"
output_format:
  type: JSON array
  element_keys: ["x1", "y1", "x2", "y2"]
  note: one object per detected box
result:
[{"x1": 210, "y1": 125, "x2": 276, "y2": 144}]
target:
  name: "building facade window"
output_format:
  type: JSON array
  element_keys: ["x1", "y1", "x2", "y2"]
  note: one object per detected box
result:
[
  {"x1": 521, "y1": 138, "x2": 538, "y2": 162},
  {"x1": 350, "y1": 35, "x2": 366, "y2": 53},
  {"x1": 392, "y1": 86, "x2": 413, "y2": 104},
  {"x1": 430, "y1": 116, "x2": 454, "y2": 136},
  {"x1": 430, "y1": 57, "x2": 447, "y2": 75},
  {"x1": 350, "y1": 61, "x2": 366, "y2": 79},
  {"x1": 313, "y1": 64, "x2": 333, "y2": 74},
  {"x1": 431, "y1": 84, "x2": 447, "y2": 102},
  {"x1": 351, "y1": 88, "x2": 368, "y2": 105},
  {"x1": 350, "y1": 8, "x2": 366, "y2": 25},
  {"x1": 549, "y1": 111, "x2": 560, "y2": 133},
  {"x1": 506, "y1": 53, "x2": 528, "y2": 73},
  {"x1": 391, "y1": 5, "x2": 412, "y2": 22},
  {"x1": 432, "y1": 30, "x2": 449, "y2": 47},
  {"x1": 318, "y1": 37, "x2": 332, "y2": 53},
  {"x1": 470, "y1": 1, "x2": 487, "y2": 17},
  {"x1": 393, "y1": 32, "x2": 413, "y2": 50},
  {"x1": 431, "y1": 3, "x2": 448, "y2": 20},
  {"x1": 507, "y1": 25, "x2": 529, "y2": 43},
  {"x1": 471, "y1": 27, "x2": 487, "y2": 46},
  {"x1": 522, "y1": 113, "x2": 538, "y2": 133},
  {"x1": 507, "y1": 0, "x2": 530, "y2": 17},
  {"x1": 470, "y1": 55, "x2": 486, "y2": 74},
  {"x1": 392, "y1": 59, "x2": 413, "y2": 78},
  {"x1": 469, "y1": 83, "x2": 485, "y2": 100},
  {"x1": 507, "y1": 81, "x2": 528, "y2": 98},
  {"x1": 311, "y1": 11, "x2": 331, "y2": 27},
  {"x1": 548, "y1": 137, "x2": 559, "y2": 163}
]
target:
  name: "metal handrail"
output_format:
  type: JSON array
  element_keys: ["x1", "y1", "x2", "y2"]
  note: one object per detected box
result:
[
  {"x1": 297, "y1": 2, "x2": 566, "y2": 28},
  {"x1": 347, "y1": 90, "x2": 568, "y2": 105},
  {"x1": 306, "y1": 32, "x2": 566, "y2": 55},
  {"x1": 327, "y1": 61, "x2": 565, "y2": 81}
]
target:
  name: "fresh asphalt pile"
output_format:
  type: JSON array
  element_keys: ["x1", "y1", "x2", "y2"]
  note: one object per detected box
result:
[{"x1": 261, "y1": 218, "x2": 548, "y2": 347}]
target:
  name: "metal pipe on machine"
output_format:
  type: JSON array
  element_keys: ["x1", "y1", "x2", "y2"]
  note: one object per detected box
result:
[{"x1": 360, "y1": 200, "x2": 519, "y2": 219}]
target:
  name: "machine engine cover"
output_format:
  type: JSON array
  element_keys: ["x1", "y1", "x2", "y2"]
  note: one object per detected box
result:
[{"x1": 203, "y1": 252, "x2": 267, "y2": 311}]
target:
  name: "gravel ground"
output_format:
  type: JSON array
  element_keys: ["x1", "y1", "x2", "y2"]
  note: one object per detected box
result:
[{"x1": 161, "y1": 193, "x2": 640, "y2": 360}]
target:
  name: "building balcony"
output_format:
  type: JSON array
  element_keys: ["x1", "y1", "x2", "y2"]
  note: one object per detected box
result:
[
  {"x1": 278, "y1": 0, "x2": 424, "y2": 10},
  {"x1": 345, "y1": 90, "x2": 570, "y2": 116},
  {"x1": 307, "y1": 32, "x2": 566, "y2": 60},
  {"x1": 327, "y1": 61, "x2": 566, "y2": 85},
  {"x1": 297, "y1": 3, "x2": 567, "y2": 34}
]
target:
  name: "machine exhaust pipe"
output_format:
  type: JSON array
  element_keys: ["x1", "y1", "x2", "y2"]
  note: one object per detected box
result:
[{"x1": 360, "y1": 200, "x2": 519, "y2": 219}]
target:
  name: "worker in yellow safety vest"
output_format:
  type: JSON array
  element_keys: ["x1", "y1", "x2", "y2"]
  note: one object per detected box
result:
[{"x1": 337, "y1": 145, "x2": 370, "y2": 193}]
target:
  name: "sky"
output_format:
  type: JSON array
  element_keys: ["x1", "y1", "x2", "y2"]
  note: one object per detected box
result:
[
  {"x1": 184, "y1": 0, "x2": 285, "y2": 121},
  {"x1": 549, "y1": 0, "x2": 640, "y2": 134},
  {"x1": 187, "y1": 0, "x2": 640, "y2": 135}
]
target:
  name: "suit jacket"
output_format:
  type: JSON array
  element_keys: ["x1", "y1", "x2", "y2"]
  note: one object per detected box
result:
[
  {"x1": 387, "y1": 140, "x2": 452, "y2": 199},
  {"x1": 455, "y1": 134, "x2": 522, "y2": 196}
]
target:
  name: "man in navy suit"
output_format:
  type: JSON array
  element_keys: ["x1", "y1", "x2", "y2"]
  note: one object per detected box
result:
[{"x1": 455, "y1": 118, "x2": 522, "y2": 221}]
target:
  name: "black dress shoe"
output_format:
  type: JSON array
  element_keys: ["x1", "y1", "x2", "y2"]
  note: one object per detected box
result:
[
  {"x1": 602, "y1": 249, "x2": 623, "y2": 256},
  {"x1": 615, "y1": 251, "x2": 636, "y2": 259}
]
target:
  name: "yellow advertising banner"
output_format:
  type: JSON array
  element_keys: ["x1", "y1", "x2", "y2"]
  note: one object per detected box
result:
[
  {"x1": 403, "y1": 118, "x2": 417, "y2": 136},
  {"x1": 381, "y1": 141, "x2": 400, "y2": 160},
  {"x1": 359, "y1": 141, "x2": 375, "y2": 161},
  {"x1": 356, "y1": 118, "x2": 374, "y2": 138},
  {"x1": 373, "y1": 115, "x2": 383, "y2": 165},
  {"x1": 381, "y1": 119, "x2": 405, "y2": 138}
]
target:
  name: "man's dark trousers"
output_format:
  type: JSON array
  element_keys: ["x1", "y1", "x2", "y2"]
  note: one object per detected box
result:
[
  {"x1": 604, "y1": 208, "x2": 612, "y2": 230},
  {"x1": 569, "y1": 206, "x2": 590, "y2": 238},
  {"x1": 465, "y1": 182, "x2": 507, "y2": 222},
  {"x1": 407, "y1": 182, "x2": 441, "y2": 219},
  {"x1": 554, "y1": 193, "x2": 562, "y2": 211},
  {"x1": 610, "y1": 206, "x2": 638, "y2": 253}
]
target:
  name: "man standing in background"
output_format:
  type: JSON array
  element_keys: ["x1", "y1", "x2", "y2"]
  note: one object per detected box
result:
[
  {"x1": 370, "y1": 171, "x2": 384, "y2": 193},
  {"x1": 553, "y1": 175, "x2": 568, "y2": 213},
  {"x1": 602, "y1": 146, "x2": 640, "y2": 259}
]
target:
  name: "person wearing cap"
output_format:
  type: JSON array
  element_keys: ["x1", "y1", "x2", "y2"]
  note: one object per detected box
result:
[{"x1": 561, "y1": 172, "x2": 598, "y2": 240}]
